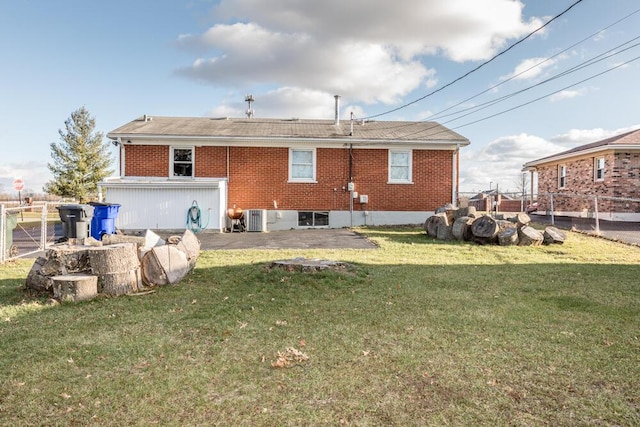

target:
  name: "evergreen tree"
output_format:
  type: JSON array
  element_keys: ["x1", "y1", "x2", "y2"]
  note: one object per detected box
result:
[{"x1": 44, "y1": 107, "x2": 113, "y2": 202}]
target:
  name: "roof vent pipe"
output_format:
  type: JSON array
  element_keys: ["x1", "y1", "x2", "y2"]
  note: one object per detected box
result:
[{"x1": 334, "y1": 95, "x2": 341, "y2": 125}]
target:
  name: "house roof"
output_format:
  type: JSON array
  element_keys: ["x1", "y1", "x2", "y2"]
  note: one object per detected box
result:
[
  {"x1": 107, "y1": 116, "x2": 470, "y2": 148},
  {"x1": 523, "y1": 128, "x2": 640, "y2": 169}
]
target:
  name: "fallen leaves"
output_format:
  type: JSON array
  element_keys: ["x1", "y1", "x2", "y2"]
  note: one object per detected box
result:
[{"x1": 270, "y1": 347, "x2": 309, "y2": 369}]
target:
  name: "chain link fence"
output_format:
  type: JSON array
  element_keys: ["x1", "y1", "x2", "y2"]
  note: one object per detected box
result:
[
  {"x1": 1, "y1": 203, "x2": 63, "y2": 263},
  {"x1": 458, "y1": 191, "x2": 640, "y2": 246},
  {"x1": 531, "y1": 193, "x2": 640, "y2": 246}
]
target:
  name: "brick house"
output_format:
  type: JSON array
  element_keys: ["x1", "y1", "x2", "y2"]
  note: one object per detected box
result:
[
  {"x1": 102, "y1": 110, "x2": 469, "y2": 232},
  {"x1": 523, "y1": 128, "x2": 640, "y2": 221}
]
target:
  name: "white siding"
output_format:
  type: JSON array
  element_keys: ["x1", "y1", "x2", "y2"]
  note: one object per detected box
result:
[{"x1": 102, "y1": 181, "x2": 226, "y2": 232}]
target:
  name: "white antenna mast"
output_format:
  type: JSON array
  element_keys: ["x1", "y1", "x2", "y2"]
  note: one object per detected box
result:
[{"x1": 245, "y1": 94, "x2": 255, "y2": 118}]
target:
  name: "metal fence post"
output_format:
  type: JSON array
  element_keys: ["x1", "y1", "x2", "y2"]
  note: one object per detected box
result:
[
  {"x1": 41, "y1": 203, "x2": 48, "y2": 251},
  {"x1": 0, "y1": 204, "x2": 5, "y2": 263},
  {"x1": 594, "y1": 196, "x2": 600, "y2": 235},
  {"x1": 550, "y1": 193, "x2": 555, "y2": 225}
]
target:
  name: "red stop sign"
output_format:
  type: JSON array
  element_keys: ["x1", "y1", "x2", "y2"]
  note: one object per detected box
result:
[{"x1": 13, "y1": 178, "x2": 24, "y2": 192}]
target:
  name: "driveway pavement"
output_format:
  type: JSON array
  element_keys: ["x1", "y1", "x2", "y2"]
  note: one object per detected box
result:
[{"x1": 194, "y1": 228, "x2": 378, "y2": 250}]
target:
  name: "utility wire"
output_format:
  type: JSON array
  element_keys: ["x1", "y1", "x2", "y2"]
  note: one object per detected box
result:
[
  {"x1": 351, "y1": 7, "x2": 640, "y2": 135},
  {"x1": 427, "y1": 7, "x2": 640, "y2": 122},
  {"x1": 399, "y1": 55, "x2": 640, "y2": 140},
  {"x1": 430, "y1": 36, "x2": 640, "y2": 124},
  {"x1": 363, "y1": 0, "x2": 585, "y2": 120}
]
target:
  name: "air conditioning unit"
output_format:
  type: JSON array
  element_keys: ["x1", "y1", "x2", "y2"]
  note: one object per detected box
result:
[{"x1": 246, "y1": 209, "x2": 267, "y2": 232}]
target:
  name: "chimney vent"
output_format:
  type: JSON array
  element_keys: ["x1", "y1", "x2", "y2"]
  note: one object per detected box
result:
[{"x1": 334, "y1": 95, "x2": 341, "y2": 125}]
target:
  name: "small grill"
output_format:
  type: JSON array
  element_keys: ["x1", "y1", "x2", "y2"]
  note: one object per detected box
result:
[{"x1": 227, "y1": 205, "x2": 245, "y2": 232}]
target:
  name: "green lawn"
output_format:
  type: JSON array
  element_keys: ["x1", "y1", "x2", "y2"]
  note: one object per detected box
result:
[{"x1": 1, "y1": 227, "x2": 639, "y2": 426}]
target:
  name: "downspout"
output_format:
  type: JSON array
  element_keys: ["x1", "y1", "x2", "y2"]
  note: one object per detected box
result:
[
  {"x1": 226, "y1": 146, "x2": 230, "y2": 182},
  {"x1": 349, "y1": 143, "x2": 354, "y2": 227},
  {"x1": 529, "y1": 169, "x2": 535, "y2": 204},
  {"x1": 452, "y1": 144, "x2": 460, "y2": 207}
]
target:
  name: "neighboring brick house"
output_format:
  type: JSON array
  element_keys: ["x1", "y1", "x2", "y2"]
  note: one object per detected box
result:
[
  {"x1": 102, "y1": 111, "x2": 469, "y2": 232},
  {"x1": 523, "y1": 128, "x2": 640, "y2": 220}
]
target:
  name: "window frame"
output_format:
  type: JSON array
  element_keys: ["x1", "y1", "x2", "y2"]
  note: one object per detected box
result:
[
  {"x1": 170, "y1": 146, "x2": 194, "y2": 178},
  {"x1": 594, "y1": 157, "x2": 605, "y2": 182},
  {"x1": 558, "y1": 164, "x2": 567, "y2": 189},
  {"x1": 297, "y1": 211, "x2": 329, "y2": 227},
  {"x1": 288, "y1": 148, "x2": 317, "y2": 183},
  {"x1": 388, "y1": 149, "x2": 413, "y2": 184}
]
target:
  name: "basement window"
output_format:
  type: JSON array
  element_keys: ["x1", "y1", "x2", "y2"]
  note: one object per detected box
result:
[
  {"x1": 594, "y1": 157, "x2": 605, "y2": 181},
  {"x1": 298, "y1": 211, "x2": 329, "y2": 227},
  {"x1": 558, "y1": 165, "x2": 567, "y2": 189},
  {"x1": 388, "y1": 149, "x2": 412, "y2": 183},
  {"x1": 171, "y1": 147, "x2": 194, "y2": 178}
]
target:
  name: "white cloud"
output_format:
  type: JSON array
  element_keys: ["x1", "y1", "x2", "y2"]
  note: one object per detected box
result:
[
  {"x1": 208, "y1": 87, "x2": 367, "y2": 120},
  {"x1": 460, "y1": 124, "x2": 640, "y2": 192},
  {"x1": 549, "y1": 88, "x2": 586, "y2": 102},
  {"x1": 550, "y1": 124, "x2": 640, "y2": 144},
  {"x1": 459, "y1": 133, "x2": 564, "y2": 192},
  {"x1": 0, "y1": 161, "x2": 52, "y2": 195},
  {"x1": 175, "y1": 0, "x2": 543, "y2": 105},
  {"x1": 503, "y1": 56, "x2": 559, "y2": 81}
]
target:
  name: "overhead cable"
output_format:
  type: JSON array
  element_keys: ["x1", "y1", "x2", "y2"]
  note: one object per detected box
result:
[{"x1": 363, "y1": 0, "x2": 585, "y2": 120}]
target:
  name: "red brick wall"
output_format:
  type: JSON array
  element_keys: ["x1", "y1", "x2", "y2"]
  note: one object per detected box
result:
[
  {"x1": 124, "y1": 145, "x2": 168, "y2": 176},
  {"x1": 124, "y1": 145, "x2": 455, "y2": 211},
  {"x1": 195, "y1": 146, "x2": 227, "y2": 177},
  {"x1": 534, "y1": 151, "x2": 640, "y2": 212}
]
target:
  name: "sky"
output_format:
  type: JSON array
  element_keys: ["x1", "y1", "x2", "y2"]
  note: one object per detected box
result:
[{"x1": 1, "y1": 0, "x2": 639, "y2": 196}]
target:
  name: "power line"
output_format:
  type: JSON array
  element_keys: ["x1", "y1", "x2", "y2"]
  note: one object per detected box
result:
[
  {"x1": 363, "y1": 0, "x2": 585, "y2": 120},
  {"x1": 351, "y1": 7, "x2": 640, "y2": 137},
  {"x1": 404, "y1": 55, "x2": 640, "y2": 140},
  {"x1": 426, "y1": 7, "x2": 640, "y2": 122},
  {"x1": 430, "y1": 36, "x2": 640, "y2": 125}
]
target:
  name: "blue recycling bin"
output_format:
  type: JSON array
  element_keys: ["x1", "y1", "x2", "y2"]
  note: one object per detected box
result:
[{"x1": 89, "y1": 203, "x2": 121, "y2": 240}]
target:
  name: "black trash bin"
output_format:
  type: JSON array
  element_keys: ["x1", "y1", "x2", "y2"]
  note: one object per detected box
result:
[{"x1": 57, "y1": 204, "x2": 94, "y2": 240}]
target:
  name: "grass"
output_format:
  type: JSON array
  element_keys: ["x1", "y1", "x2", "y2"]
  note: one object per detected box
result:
[{"x1": 1, "y1": 226, "x2": 639, "y2": 426}]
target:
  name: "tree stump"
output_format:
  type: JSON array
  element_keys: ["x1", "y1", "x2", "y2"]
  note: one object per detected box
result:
[
  {"x1": 452, "y1": 216, "x2": 472, "y2": 241},
  {"x1": 98, "y1": 269, "x2": 142, "y2": 296},
  {"x1": 543, "y1": 226, "x2": 566, "y2": 245},
  {"x1": 52, "y1": 274, "x2": 98, "y2": 302},
  {"x1": 514, "y1": 213, "x2": 531, "y2": 227},
  {"x1": 25, "y1": 257, "x2": 53, "y2": 293},
  {"x1": 424, "y1": 213, "x2": 448, "y2": 238},
  {"x1": 497, "y1": 225, "x2": 519, "y2": 246},
  {"x1": 518, "y1": 225, "x2": 544, "y2": 246},
  {"x1": 471, "y1": 215, "x2": 499, "y2": 239},
  {"x1": 88, "y1": 243, "x2": 139, "y2": 275},
  {"x1": 455, "y1": 206, "x2": 477, "y2": 220},
  {"x1": 168, "y1": 230, "x2": 201, "y2": 272},
  {"x1": 141, "y1": 245, "x2": 190, "y2": 286},
  {"x1": 88, "y1": 243, "x2": 142, "y2": 296},
  {"x1": 101, "y1": 234, "x2": 146, "y2": 247},
  {"x1": 43, "y1": 245, "x2": 91, "y2": 274},
  {"x1": 436, "y1": 223, "x2": 453, "y2": 241}
]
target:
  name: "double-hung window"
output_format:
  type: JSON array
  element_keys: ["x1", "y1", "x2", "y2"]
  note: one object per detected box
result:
[
  {"x1": 171, "y1": 147, "x2": 194, "y2": 178},
  {"x1": 388, "y1": 150, "x2": 412, "y2": 183},
  {"x1": 594, "y1": 157, "x2": 605, "y2": 181},
  {"x1": 289, "y1": 148, "x2": 316, "y2": 182},
  {"x1": 558, "y1": 165, "x2": 567, "y2": 189}
]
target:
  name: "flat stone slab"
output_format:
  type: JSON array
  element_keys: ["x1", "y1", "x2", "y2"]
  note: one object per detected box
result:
[{"x1": 269, "y1": 257, "x2": 354, "y2": 272}]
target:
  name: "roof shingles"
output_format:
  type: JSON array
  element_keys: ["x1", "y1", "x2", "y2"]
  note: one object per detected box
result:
[{"x1": 108, "y1": 116, "x2": 469, "y2": 143}]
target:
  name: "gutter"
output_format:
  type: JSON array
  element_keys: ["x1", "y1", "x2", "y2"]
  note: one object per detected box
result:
[
  {"x1": 107, "y1": 133, "x2": 469, "y2": 149},
  {"x1": 523, "y1": 144, "x2": 640, "y2": 168}
]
